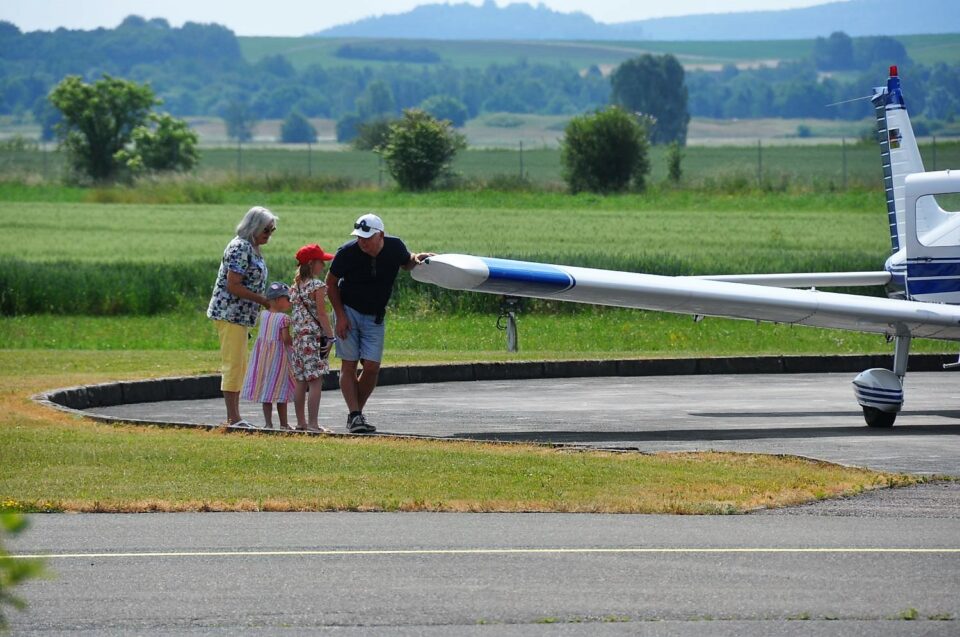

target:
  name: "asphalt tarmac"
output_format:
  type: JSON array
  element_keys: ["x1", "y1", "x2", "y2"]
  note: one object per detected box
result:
[
  {"x1": 10, "y1": 371, "x2": 960, "y2": 634},
  {"x1": 89, "y1": 372, "x2": 960, "y2": 475},
  {"x1": 8, "y1": 486, "x2": 960, "y2": 635}
]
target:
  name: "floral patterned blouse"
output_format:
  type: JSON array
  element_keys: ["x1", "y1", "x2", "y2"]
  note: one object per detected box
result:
[
  {"x1": 206, "y1": 236, "x2": 267, "y2": 327},
  {"x1": 291, "y1": 278, "x2": 327, "y2": 337}
]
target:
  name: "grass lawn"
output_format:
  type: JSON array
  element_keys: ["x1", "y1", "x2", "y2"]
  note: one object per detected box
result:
[
  {"x1": 0, "y1": 349, "x2": 920, "y2": 515},
  {"x1": 0, "y1": 188, "x2": 945, "y2": 514}
]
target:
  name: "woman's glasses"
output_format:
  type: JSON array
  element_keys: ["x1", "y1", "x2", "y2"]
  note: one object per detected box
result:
[{"x1": 263, "y1": 225, "x2": 276, "y2": 235}]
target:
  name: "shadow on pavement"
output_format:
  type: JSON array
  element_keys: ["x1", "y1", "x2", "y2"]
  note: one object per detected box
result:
[
  {"x1": 692, "y1": 409, "x2": 960, "y2": 420},
  {"x1": 450, "y1": 422, "x2": 960, "y2": 443}
]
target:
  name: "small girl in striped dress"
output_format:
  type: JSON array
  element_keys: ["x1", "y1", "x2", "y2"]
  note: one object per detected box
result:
[{"x1": 241, "y1": 282, "x2": 296, "y2": 429}]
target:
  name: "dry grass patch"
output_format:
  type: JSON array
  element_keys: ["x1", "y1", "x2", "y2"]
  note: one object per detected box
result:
[
  {"x1": 1, "y1": 349, "x2": 922, "y2": 515},
  {"x1": 2, "y1": 419, "x2": 917, "y2": 514}
]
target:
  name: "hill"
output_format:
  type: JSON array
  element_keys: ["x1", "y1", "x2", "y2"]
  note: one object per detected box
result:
[
  {"x1": 313, "y1": 0, "x2": 960, "y2": 41},
  {"x1": 630, "y1": 0, "x2": 960, "y2": 40},
  {"x1": 241, "y1": 34, "x2": 960, "y2": 73},
  {"x1": 0, "y1": 17, "x2": 957, "y2": 141}
]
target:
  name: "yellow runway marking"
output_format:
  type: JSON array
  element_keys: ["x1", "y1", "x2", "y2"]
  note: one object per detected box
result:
[{"x1": 12, "y1": 547, "x2": 960, "y2": 559}]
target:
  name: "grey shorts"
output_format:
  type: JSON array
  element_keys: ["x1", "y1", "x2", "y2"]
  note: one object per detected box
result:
[{"x1": 335, "y1": 305, "x2": 385, "y2": 363}]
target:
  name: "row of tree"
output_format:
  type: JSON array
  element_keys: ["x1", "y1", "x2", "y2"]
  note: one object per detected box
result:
[
  {"x1": 2, "y1": 18, "x2": 957, "y2": 137},
  {"x1": 688, "y1": 58, "x2": 960, "y2": 122},
  {"x1": 48, "y1": 72, "x2": 658, "y2": 197},
  {"x1": 812, "y1": 31, "x2": 911, "y2": 71}
]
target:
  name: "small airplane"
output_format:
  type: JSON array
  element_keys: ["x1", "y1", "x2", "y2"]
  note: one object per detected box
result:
[{"x1": 413, "y1": 67, "x2": 960, "y2": 428}]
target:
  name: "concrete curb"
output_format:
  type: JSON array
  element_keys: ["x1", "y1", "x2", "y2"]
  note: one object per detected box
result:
[{"x1": 36, "y1": 354, "x2": 952, "y2": 421}]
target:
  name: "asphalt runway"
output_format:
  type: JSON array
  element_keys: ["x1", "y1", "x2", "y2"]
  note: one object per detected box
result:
[
  {"x1": 89, "y1": 371, "x2": 960, "y2": 475},
  {"x1": 12, "y1": 371, "x2": 958, "y2": 633},
  {"x1": 8, "y1": 487, "x2": 960, "y2": 635}
]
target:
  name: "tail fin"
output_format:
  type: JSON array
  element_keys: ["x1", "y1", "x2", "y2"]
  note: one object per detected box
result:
[{"x1": 872, "y1": 66, "x2": 941, "y2": 253}]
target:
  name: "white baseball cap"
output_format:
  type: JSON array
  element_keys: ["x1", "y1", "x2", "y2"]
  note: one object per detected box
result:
[{"x1": 351, "y1": 213, "x2": 384, "y2": 238}]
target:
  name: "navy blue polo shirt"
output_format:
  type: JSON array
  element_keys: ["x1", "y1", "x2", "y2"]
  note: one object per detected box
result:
[{"x1": 329, "y1": 236, "x2": 411, "y2": 316}]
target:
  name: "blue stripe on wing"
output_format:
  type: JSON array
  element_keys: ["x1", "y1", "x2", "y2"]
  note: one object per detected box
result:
[{"x1": 476, "y1": 258, "x2": 576, "y2": 296}]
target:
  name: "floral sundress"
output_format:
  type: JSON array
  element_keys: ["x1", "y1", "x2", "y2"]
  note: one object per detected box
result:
[{"x1": 290, "y1": 278, "x2": 330, "y2": 381}]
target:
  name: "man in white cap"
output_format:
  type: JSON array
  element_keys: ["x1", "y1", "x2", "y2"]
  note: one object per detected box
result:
[{"x1": 325, "y1": 213, "x2": 433, "y2": 433}]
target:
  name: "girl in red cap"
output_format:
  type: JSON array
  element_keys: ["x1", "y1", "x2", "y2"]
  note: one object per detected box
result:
[{"x1": 290, "y1": 243, "x2": 336, "y2": 432}]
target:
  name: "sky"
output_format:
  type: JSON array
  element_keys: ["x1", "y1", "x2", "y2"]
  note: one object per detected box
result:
[{"x1": 2, "y1": 0, "x2": 833, "y2": 37}]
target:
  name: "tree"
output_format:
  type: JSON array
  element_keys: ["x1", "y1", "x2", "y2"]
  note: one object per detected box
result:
[
  {"x1": 855, "y1": 36, "x2": 910, "y2": 70},
  {"x1": 813, "y1": 31, "x2": 855, "y2": 70},
  {"x1": 611, "y1": 54, "x2": 689, "y2": 145},
  {"x1": 117, "y1": 112, "x2": 199, "y2": 174},
  {"x1": 335, "y1": 112, "x2": 364, "y2": 143},
  {"x1": 356, "y1": 80, "x2": 396, "y2": 119},
  {"x1": 49, "y1": 75, "x2": 158, "y2": 181},
  {"x1": 221, "y1": 100, "x2": 256, "y2": 142},
  {"x1": 560, "y1": 106, "x2": 649, "y2": 194},
  {"x1": 280, "y1": 111, "x2": 317, "y2": 143},
  {"x1": 1, "y1": 512, "x2": 46, "y2": 630},
  {"x1": 31, "y1": 97, "x2": 60, "y2": 142},
  {"x1": 379, "y1": 109, "x2": 466, "y2": 191},
  {"x1": 924, "y1": 86, "x2": 958, "y2": 121},
  {"x1": 666, "y1": 141, "x2": 683, "y2": 183},
  {"x1": 418, "y1": 95, "x2": 468, "y2": 127},
  {"x1": 352, "y1": 117, "x2": 394, "y2": 151},
  {"x1": 255, "y1": 54, "x2": 296, "y2": 79}
]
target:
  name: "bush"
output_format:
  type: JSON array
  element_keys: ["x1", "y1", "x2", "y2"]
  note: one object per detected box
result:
[
  {"x1": 116, "y1": 113, "x2": 199, "y2": 175},
  {"x1": 379, "y1": 109, "x2": 466, "y2": 191},
  {"x1": 280, "y1": 111, "x2": 317, "y2": 143},
  {"x1": 666, "y1": 141, "x2": 683, "y2": 183},
  {"x1": 560, "y1": 107, "x2": 650, "y2": 194},
  {"x1": 0, "y1": 258, "x2": 214, "y2": 315},
  {"x1": 352, "y1": 117, "x2": 394, "y2": 151},
  {"x1": 1, "y1": 512, "x2": 45, "y2": 630},
  {"x1": 335, "y1": 112, "x2": 363, "y2": 143},
  {"x1": 418, "y1": 95, "x2": 468, "y2": 128}
]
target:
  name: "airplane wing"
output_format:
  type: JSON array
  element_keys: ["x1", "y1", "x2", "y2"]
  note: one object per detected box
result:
[
  {"x1": 689, "y1": 272, "x2": 891, "y2": 288},
  {"x1": 412, "y1": 254, "x2": 960, "y2": 341}
]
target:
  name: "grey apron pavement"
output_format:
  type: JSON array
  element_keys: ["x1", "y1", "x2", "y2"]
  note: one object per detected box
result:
[
  {"x1": 86, "y1": 371, "x2": 960, "y2": 475},
  {"x1": 8, "y1": 493, "x2": 960, "y2": 636}
]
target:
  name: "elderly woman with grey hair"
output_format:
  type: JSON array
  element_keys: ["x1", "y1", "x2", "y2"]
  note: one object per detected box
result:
[{"x1": 207, "y1": 205, "x2": 279, "y2": 427}]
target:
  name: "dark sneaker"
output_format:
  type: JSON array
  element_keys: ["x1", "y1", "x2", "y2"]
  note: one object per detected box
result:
[{"x1": 348, "y1": 413, "x2": 376, "y2": 434}]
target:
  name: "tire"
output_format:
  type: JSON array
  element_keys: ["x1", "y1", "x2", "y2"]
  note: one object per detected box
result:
[{"x1": 863, "y1": 406, "x2": 897, "y2": 428}]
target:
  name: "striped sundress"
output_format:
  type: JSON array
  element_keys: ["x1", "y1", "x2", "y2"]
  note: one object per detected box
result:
[{"x1": 241, "y1": 310, "x2": 296, "y2": 403}]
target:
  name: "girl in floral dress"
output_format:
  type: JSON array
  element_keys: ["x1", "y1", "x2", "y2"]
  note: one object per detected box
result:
[
  {"x1": 290, "y1": 244, "x2": 336, "y2": 432},
  {"x1": 241, "y1": 282, "x2": 297, "y2": 429}
]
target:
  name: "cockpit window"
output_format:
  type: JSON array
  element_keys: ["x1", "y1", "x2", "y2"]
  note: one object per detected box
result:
[{"x1": 916, "y1": 194, "x2": 960, "y2": 247}]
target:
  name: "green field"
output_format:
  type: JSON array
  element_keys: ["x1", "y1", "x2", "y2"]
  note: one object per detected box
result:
[
  {"x1": 3, "y1": 141, "x2": 958, "y2": 190},
  {"x1": 0, "y1": 184, "x2": 947, "y2": 514},
  {"x1": 0, "y1": 188, "x2": 954, "y2": 362},
  {"x1": 0, "y1": 114, "x2": 897, "y2": 149},
  {"x1": 238, "y1": 34, "x2": 960, "y2": 72},
  {"x1": 0, "y1": 193, "x2": 891, "y2": 266},
  {"x1": 896, "y1": 34, "x2": 960, "y2": 66}
]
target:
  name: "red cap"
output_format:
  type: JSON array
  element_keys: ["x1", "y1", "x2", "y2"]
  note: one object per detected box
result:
[
  {"x1": 890, "y1": 65, "x2": 898, "y2": 77},
  {"x1": 295, "y1": 243, "x2": 334, "y2": 265}
]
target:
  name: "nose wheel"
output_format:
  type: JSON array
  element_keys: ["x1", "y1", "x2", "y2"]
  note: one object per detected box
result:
[
  {"x1": 853, "y1": 367, "x2": 903, "y2": 428},
  {"x1": 862, "y1": 406, "x2": 897, "y2": 428}
]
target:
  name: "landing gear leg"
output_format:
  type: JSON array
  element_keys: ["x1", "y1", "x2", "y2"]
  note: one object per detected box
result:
[{"x1": 893, "y1": 334, "x2": 910, "y2": 380}]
